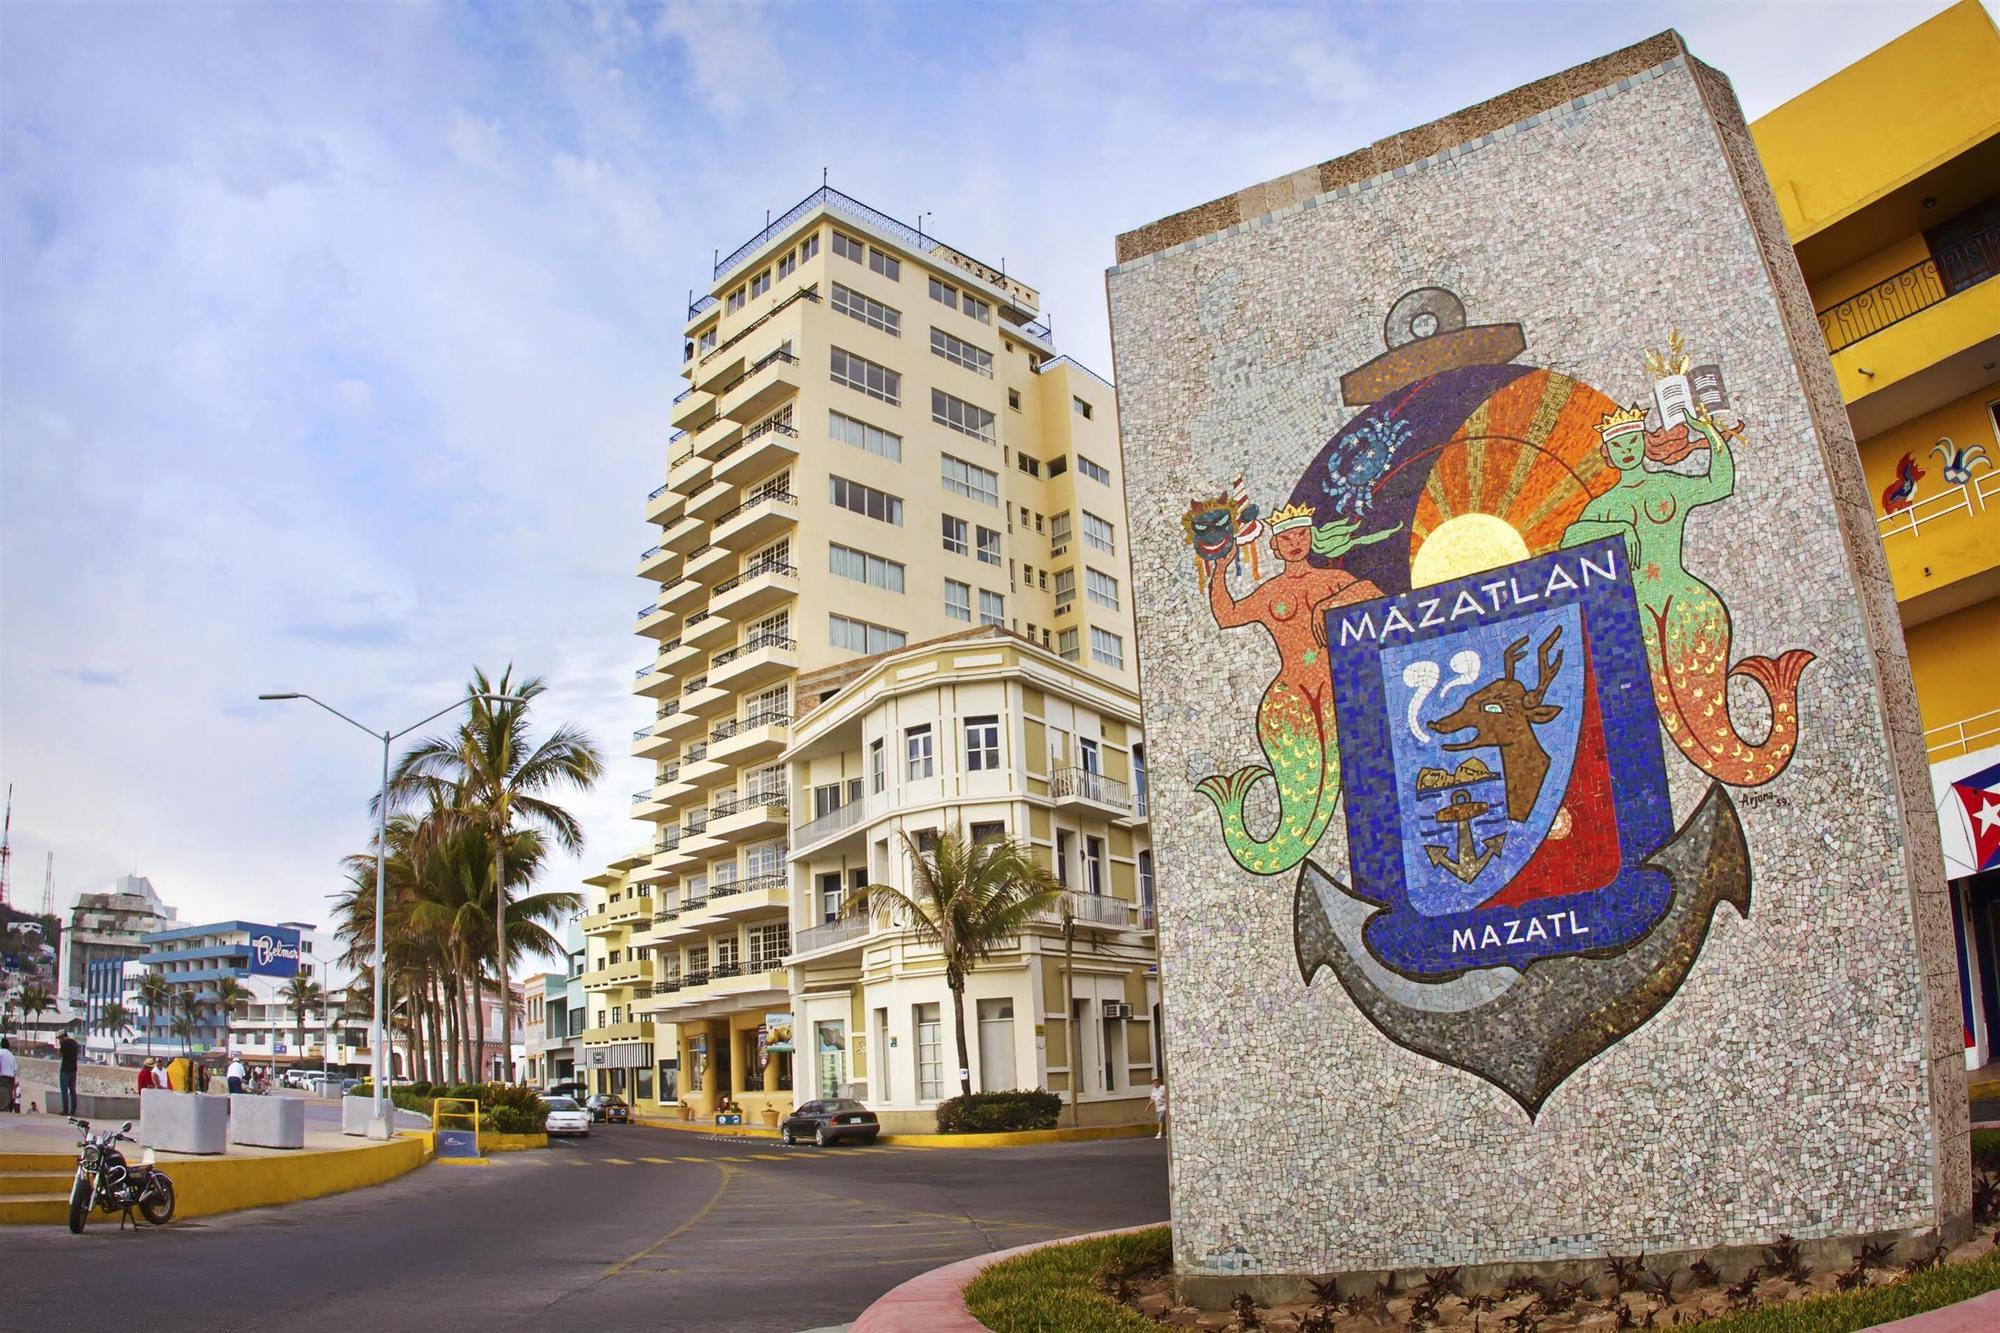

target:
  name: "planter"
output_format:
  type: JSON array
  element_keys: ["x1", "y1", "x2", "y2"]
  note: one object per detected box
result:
[
  {"x1": 139, "y1": 1088, "x2": 229, "y2": 1155},
  {"x1": 230, "y1": 1093, "x2": 306, "y2": 1149},
  {"x1": 340, "y1": 1093, "x2": 377, "y2": 1137},
  {"x1": 678, "y1": 1104, "x2": 692, "y2": 1121},
  {"x1": 760, "y1": 1105, "x2": 780, "y2": 1127}
]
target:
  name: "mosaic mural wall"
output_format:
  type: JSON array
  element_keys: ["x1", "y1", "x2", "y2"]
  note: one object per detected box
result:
[{"x1": 1107, "y1": 39, "x2": 1967, "y2": 1288}]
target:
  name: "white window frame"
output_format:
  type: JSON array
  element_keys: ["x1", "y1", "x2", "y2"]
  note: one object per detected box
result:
[
  {"x1": 964, "y1": 716, "x2": 1000, "y2": 771},
  {"x1": 940, "y1": 454, "x2": 1000, "y2": 507},
  {"x1": 930, "y1": 327, "x2": 993, "y2": 378},
  {"x1": 978, "y1": 589, "x2": 1004, "y2": 626},
  {"x1": 1086, "y1": 568, "x2": 1120, "y2": 610},
  {"x1": 829, "y1": 409, "x2": 902, "y2": 462},
  {"x1": 830, "y1": 346, "x2": 900, "y2": 404},
  {"x1": 905, "y1": 725, "x2": 935, "y2": 780},
  {"x1": 944, "y1": 578, "x2": 971, "y2": 622},
  {"x1": 830, "y1": 475, "x2": 904, "y2": 525},
  {"x1": 932, "y1": 388, "x2": 995, "y2": 442},
  {"x1": 941, "y1": 514, "x2": 969, "y2": 556},
  {"x1": 1090, "y1": 627, "x2": 1125, "y2": 669},
  {"x1": 832, "y1": 282, "x2": 900, "y2": 336},
  {"x1": 1082, "y1": 512, "x2": 1115, "y2": 555}
]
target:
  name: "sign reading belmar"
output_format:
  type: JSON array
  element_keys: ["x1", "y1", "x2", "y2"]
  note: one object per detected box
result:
[{"x1": 246, "y1": 924, "x2": 302, "y2": 977}]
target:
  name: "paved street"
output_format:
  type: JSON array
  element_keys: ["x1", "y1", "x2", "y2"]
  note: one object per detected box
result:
[{"x1": 5, "y1": 1127, "x2": 1169, "y2": 1332}]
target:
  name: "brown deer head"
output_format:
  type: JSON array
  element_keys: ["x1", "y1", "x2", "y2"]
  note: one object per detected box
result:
[{"x1": 1430, "y1": 628, "x2": 1565, "y2": 823}]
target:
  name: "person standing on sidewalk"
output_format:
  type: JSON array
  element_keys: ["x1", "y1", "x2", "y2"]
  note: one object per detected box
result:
[
  {"x1": 57, "y1": 1030, "x2": 80, "y2": 1116},
  {"x1": 226, "y1": 1053, "x2": 246, "y2": 1094},
  {"x1": 1149, "y1": 1076, "x2": 1168, "y2": 1139},
  {"x1": 0, "y1": 1037, "x2": 18, "y2": 1114}
]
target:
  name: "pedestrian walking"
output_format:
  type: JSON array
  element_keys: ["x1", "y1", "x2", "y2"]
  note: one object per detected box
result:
[
  {"x1": 0, "y1": 1037, "x2": 18, "y2": 1114},
  {"x1": 136, "y1": 1057, "x2": 161, "y2": 1092},
  {"x1": 1149, "y1": 1076, "x2": 1168, "y2": 1139},
  {"x1": 226, "y1": 1053, "x2": 246, "y2": 1095},
  {"x1": 57, "y1": 1030, "x2": 80, "y2": 1116}
]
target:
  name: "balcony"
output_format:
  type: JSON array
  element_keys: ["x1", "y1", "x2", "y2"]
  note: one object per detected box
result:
[
  {"x1": 662, "y1": 512, "x2": 708, "y2": 557},
  {"x1": 681, "y1": 673, "x2": 732, "y2": 719},
  {"x1": 711, "y1": 637, "x2": 798, "y2": 695},
  {"x1": 631, "y1": 786, "x2": 668, "y2": 822},
  {"x1": 692, "y1": 409, "x2": 746, "y2": 462},
  {"x1": 672, "y1": 739, "x2": 722, "y2": 786},
  {"x1": 684, "y1": 542, "x2": 733, "y2": 583},
  {"x1": 710, "y1": 563, "x2": 800, "y2": 621},
  {"x1": 1049, "y1": 767, "x2": 1133, "y2": 816},
  {"x1": 669, "y1": 385, "x2": 715, "y2": 431},
  {"x1": 707, "y1": 793, "x2": 790, "y2": 843},
  {"x1": 1928, "y1": 706, "x2": 2000, "y2": 763},
  {"x1": 657, "y1": 574, "x2": 705, "y2": 612},
  {"x1": 631, "y1": 720, "x2": 675, "y2": 761},
  {"x1": 585, "y1": 1020, "x2": 656, "y2": 1045},
  {"x1": 633, "y1": 662, "x2": 676, "y2": 699},
  {"x1": 658, "y1": 637, "x2": 702, "y2": 673},
  {"x1": 718, "y1": 348, "x2": 801, "y2": 424},
  {"x1": 706, "y1": 872, "x2": 788, "y2": 920},
  {"x1": 685, "y1": 474, "x2": 738, "y2": 522},
  {"x1": 792, "y1": 798, "x2": 868, "y2": 853},
  {"x1": 1035, "y1": 889, "x2": 1151, "y2": 933},
  {"x1": 668, "y1": 443, "x2": 710, "y2": 493},
  {"x1": 582, "y1": 959, "x2": 651, "y2": 992},
  {"x1": 683, "y1": 605, "x2": 734, "y2": 648},
  {"x1": 1818, "y1": 226, "x2": 1998, "y2": 354},
  {"x1": 715, "y1": 418, "x2": 801, "y2": 486},
  {"x1": 607, "y1": 894, "x2": 654, "y2": 926},
  {"x1": 645, "y1": 480, "x2": 683, "y2": 528},
  {"x1": 709, "y1": 708, "x2": 792, "y2": 765},
  {"x1": 788, "y1": 915, "x2": 869, "y2": 961},
  {"x1": 636, "y1": 601, "x2": 677, "y2": 640},
  {"x1": 712, "y1": 489, "x2": 798, "y2": 550},
  {"x1": 580, "y1": 908, "x2": 613, "y2": 934},
  {"x1": 658, "y1": 701, "x2": 706, "y2": 739},
  {"x1": 637, "y1": 544, "x2": 676, "y2": 582}
]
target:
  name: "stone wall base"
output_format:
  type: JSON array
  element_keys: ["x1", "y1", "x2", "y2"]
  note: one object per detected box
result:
[{"x1": 1174, "y1": 1215, "x2": 1974, "y2": 1309}]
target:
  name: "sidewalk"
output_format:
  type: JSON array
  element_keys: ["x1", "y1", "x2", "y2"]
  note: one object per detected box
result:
[
  {"x1": 633, "y1": 1113, "x2": 1160, "y2": 1149},
  {"x1": 0, "y1": 1106, "x2": 431, "y2": 1224}
]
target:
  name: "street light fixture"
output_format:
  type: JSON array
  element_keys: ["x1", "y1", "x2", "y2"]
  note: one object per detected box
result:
[{"x1": 259, "y1": 688, "x2": 524, "y2": 1139}]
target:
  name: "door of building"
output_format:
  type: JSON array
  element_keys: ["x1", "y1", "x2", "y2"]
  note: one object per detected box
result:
[
  {"x1": 915, "y1": 1003, "x2": 943, "y2": 1100},
  {"x1": 977, "y1": 998, "x2": 1016, "y2": 1091}
]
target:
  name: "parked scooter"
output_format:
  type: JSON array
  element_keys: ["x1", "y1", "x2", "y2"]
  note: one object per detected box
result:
[{"x1": 66, "y1": 1117, "x2": 176, "y2": 1233}]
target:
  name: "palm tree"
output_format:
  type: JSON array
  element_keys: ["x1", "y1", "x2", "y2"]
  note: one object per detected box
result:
[
  {"x1": 98, "y1": 1001, "x2": 134, "y2": 1048},
  {"x1": 211, "y1": 976, "x2": 252, "y2": 1059},
  {"x1": 169, "y1": 987, "x2": 206, "y2": 1083},
  {"x1": 384, "y1": 668, "x2": 602, "y2": 1081},
  {"x1": 17, "y1": 982, "x2": 53, "y2": 1040},
  {"x1": 842, "y1": 828, "x2": 1064, "y2": 1099},
  {"x1": 282, "y1": 973, "x2": 324, "y2": 1057},
  {"x1": 136, "y1": 972, "x2": 173, "y2": 1060}
]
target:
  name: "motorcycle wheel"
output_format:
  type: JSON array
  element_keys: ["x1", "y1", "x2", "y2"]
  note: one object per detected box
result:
[
  {"x1": 139, "y1": 1174, "x2": 176, "y2": 1226},
  {"x1": 67, "y1": 1178, "x2": 91, "y2": 1234}
]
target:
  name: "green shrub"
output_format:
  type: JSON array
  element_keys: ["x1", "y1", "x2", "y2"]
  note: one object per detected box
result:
[
  {"x1": 1972, "y1": 1128, "x2": 2000, "y2": 1175},
  {"x1": 935, "y1": 1089, "x2": 1063, "y2": 1134},
  {"x1": 348, "y1": 1080, "x2": 549, "y2": 1132}
]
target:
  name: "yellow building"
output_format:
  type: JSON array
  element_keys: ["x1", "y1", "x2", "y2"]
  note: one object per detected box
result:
[
  {"x1": 583, "y1": 186, "x2": 1151, "y2": 1123},
  {"x1": 1752, "y1": 0, "x2": 2000, "y2": 1066},
  {"x1": 576, "y1": 851, "x2": 661, "y2": 1100},
  {"x1": 784, "y1": 626, "x2": 1156, "y2": 1132}
]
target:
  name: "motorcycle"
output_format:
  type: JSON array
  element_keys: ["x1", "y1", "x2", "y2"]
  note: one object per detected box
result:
[{"x1": 66, "y1": 1117, "x2": 176, "y2": 1234}]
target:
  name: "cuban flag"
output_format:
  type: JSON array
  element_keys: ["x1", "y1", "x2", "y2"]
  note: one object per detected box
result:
[{"x1": 1950, "y1": 759, "x2": 2000, "y2": 874}]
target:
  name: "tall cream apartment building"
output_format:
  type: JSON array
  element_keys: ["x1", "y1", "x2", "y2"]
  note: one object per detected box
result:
[{"x1": 578, "y1": 187, "x2": 1159, "y2": 1130}]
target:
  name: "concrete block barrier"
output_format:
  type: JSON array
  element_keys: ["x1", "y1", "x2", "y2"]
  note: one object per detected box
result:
[
  {"x1": 139, "y1": 1089, "x2": 228, "y2": 1155},
  {"x1": 230, "y1": 1094, "x2": 305, "y2": 1149}
]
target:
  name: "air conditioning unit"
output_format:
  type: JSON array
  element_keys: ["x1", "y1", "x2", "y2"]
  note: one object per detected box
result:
[
  {"x1": 1102, "y1": 1001, "x2": 1132, "y2": 1020},
  {"x1": 1050, "y1": 544, "x2": 1069, "y2": 557}
]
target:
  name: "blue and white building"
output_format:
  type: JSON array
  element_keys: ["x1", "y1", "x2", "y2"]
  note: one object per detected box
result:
[{"x1": 135, "y1": 920, "x2": 365, "y2": 1070}]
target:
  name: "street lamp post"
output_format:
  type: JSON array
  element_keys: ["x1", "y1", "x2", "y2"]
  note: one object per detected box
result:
[{"x1": 259, "y1": 689, "x2": 521, "y2": 1139}]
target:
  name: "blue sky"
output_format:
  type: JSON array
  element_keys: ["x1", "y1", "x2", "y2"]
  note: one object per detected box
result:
[{"x1": 0, "y1": 0, "x2": 1966, "y2": 943}]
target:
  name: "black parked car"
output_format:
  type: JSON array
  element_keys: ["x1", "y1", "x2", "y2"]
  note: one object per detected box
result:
[
  {"x1": 586, "y1": 1093, "x2": 630, "y2": 1124},
  {"x1": 781, "y1": 1098, "x2": 879, "y2": 1146}
]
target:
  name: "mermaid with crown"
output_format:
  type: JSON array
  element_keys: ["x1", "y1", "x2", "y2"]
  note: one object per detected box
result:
[
  {"x1": 1562, "y1": 401, "x2": 1813, "y2": 785},
  {"x1": 1196, "y1": 503, "x2": 1393, "y2": 874}
]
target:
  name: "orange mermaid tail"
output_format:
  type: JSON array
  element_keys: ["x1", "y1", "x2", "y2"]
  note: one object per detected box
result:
[{"x1": 1647, "y1": 592, "x2": 1813, "y2": 787}]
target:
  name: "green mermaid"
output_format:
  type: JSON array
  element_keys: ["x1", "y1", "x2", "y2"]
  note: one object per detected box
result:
[
  {"x1": 1561, "y1": 406, "x2": 1813, "y2": 785},
  {"x1": 1197, "y1": 504, "x2": 1390, "y2": 874}
]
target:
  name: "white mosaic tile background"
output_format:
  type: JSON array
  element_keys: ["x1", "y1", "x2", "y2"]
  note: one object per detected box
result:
[{"x1": 1107, "y1": 56, "x2": 1966, "y2": 1278}]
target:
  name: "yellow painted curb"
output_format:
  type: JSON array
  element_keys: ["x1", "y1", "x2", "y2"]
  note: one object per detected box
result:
[
  {"x1": 482, "y1": 1132, "x2": 548, "y2": 1152},
  {"x1": 436, "y1": 1157, "x2": 490, "y2": 1166},
  {"x1": 880, "y1": 1123, "x2": 1158, "y2": 1149},
  {"x1": 634, "y1": 1117, "x2": 779, "y2": 1140},
  {"x1": 1, "y1": 1133, "x2": 434, "y2": 1225}
]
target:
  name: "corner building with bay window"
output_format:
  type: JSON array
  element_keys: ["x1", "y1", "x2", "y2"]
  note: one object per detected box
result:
[{"x1": 578, "y1": 186, "x2": 1161, "y2": 1128}]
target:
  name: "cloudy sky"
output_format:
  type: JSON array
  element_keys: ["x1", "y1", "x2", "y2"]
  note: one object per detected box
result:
[{"x1": 0, "y1": 0, "x2": 1968, "y2": 949}]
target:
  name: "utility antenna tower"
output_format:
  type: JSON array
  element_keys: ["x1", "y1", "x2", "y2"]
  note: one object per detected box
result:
[
  {"x1": 42, "y1": 852, "x2": 55, "y2": 917},
  {"x1": 0, "y1": 784, "x2": 12, "y2": 909}
]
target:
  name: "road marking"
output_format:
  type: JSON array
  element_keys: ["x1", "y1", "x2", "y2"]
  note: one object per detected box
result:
[
  {"x1": 602, "y1": 1164, "x2": 734, "y2": 1277},
  {"x1": 676, "y1": 1156, "x2": 706, "y2": 1163},
  {"x1": 569, "y1": 1159, "x2": 592, "y2": 1166},
  {"x1": 601, "y1": 1157, "x2": 634, "y2": 1165},
  {"x1": 638, "y1": 1156, "x2": 673, "y2": 1164},
  {"x1": 746, "y1": 1153, "x2": 789, "y2": 1161}
]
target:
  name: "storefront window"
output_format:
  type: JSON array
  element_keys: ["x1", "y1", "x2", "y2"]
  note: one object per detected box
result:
[{"x1": 689, "y1": 1035, "x2": 707, "y2": 1093}]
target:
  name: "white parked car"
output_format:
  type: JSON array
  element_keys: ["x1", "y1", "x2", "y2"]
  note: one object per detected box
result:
[{"x1": 540, "y1": 1095, "x2": 590, "y2": 1137}]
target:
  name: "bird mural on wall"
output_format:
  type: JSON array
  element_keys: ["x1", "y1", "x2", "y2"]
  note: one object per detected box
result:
[
  {"x1": 1881, "y1": 452, "x2": 1924, "y2": 514},
  {"x1": 1930, "y1": 436, "x2": 1991, "y2": 487}
]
